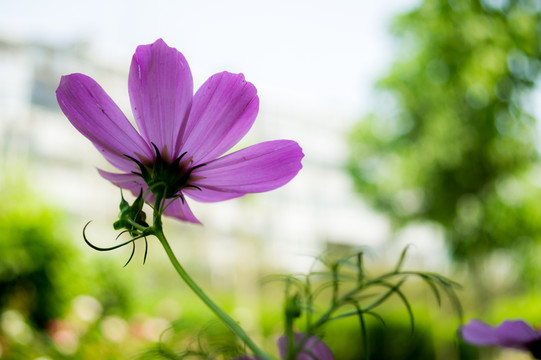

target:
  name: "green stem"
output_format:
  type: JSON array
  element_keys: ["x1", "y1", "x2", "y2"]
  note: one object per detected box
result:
[
  {"x1": 126, "y1": 218, "x2": 148, "y2": 233},
  {"x1": 150, "y1": 196, "x2": 272, "y2": 359}
]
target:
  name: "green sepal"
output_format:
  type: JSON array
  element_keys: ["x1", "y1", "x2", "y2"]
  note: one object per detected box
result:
[{"x1": 113, "y1": 190, "x2": 149, "y2": 236}]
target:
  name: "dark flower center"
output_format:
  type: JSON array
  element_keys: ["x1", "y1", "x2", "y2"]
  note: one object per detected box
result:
[
  {"x1": 126, "y1": 144, "x2": 204, "y2": 200},
  {"x1": 527, "y1": 339, "x2": 541, "y2": 359}
]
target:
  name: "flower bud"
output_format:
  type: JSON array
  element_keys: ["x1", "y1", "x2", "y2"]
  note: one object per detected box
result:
[
  {"x1": 284, "y1": 293, "x2": 302, "y2": 321},
  {"x1": 113, "y1": 190, "x2": 148, "y2": 235}
]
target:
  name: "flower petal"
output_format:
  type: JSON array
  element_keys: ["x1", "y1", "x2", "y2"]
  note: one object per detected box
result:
[
  {"x1": 495, "y1": 320, "x2": 540, "y2": 350},
  {"x1": 57, "y1": 74, "x2": 153, "y2": 172},
  {"x1": 129, "y1": 38, "x2": 193, "y2": 159},
  {"x1": 461, "y1": 320, "x2": 500, "y2": 346},
  {"x1": 277, "y1": 333, "x2": 334, "y2": 360},
  {"x1": 184, "y1": 187, "x2": 245, "y2": 203},
  {"x1": 189, "y1": 140, "x2": 303, "y2": 201},
  {"x1": 97, "y1": 169, "x2": 146, "y2": 194},
  {"x1": 461, "y1": 319, "x2": 539, "y2": 350},
  {"x1": 181, "y1": 72, "x2": 259, "y2": 164},
  {"x1": 162, "y1": 197, "x2": 201, "y2": 224}
]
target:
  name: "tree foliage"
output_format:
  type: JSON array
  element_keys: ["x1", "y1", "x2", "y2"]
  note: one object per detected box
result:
[{"x1": 348, "y1": 0, "x2": 541, "y2": 265}]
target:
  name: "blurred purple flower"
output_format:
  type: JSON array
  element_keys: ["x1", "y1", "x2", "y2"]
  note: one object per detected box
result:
[
  {"x1": 56, "y1": 39, "x2": 303, "y2": 224},
  {"x1": 277, "y1": 333, "x2": 334, "y2": 360},
  {"x1": 461, "y1": 319, "x2": 541, "y2": 358},
  {"x1": 236, "y1": 333, "x2": 334, "y2": 360}
]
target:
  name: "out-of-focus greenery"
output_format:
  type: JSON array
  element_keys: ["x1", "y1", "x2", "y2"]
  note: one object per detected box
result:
[
  {"x1": 135, "y1": 248, "x2": 470, "y2": 360},
  {"x1": 0, "y1": 179, "x2": 470, "y2": 359},
  {"x1": 0, "y1": 191, "x2": 76, "y2": 329},
  {"x1": 325, "y1": 316, "x2": 436, "y2": 360},
  {"x1": 268, "y1": 248, "x2": 460, "y2": 359},
  {"x1": 347, "y1": 0, "x2": 541, "y2": 277},
  {"x1": 0, "y1": 179, "x2": 264, "y2": 359},
  {"x1": 347, "y1": 0, "x2": 541, "y2": 358},
  {"x1": 0, "y1": 180, "x2": 138, "y2": 358}
]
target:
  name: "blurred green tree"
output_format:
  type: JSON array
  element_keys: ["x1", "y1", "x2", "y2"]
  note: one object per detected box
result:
[{"x1": 347, "y1": 0, "x2": 541, "y2": 279}]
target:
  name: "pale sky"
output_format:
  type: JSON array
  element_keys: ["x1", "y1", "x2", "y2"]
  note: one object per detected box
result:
[{"x1": 0, "y1": 0, "x2": 419, "y2": 121}]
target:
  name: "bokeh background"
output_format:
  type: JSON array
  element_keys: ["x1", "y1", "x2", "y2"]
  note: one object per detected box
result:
[{"x1": 1, "y1": 0, "x2": 540, "y2": 359}]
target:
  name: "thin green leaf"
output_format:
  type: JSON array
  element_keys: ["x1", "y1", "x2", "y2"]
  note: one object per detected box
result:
[
  {"x1": 363, "y1": 278, "x2": 407, "y2": 312},
  {"x1": 387, "y1": 282, "x2": 415, "y2": 333},
  {"x1": 364, "y1": 310, "x2": 386, "y2": 327},
  {"x1": 261, "y1": 274, "x2": 306, "y2": 293},
  {"x1": 354, "y1": 303, "x2": 370, "y2": 360},
  {"x1": 417, "y1": 273, "x2": 442, "y2": 306},
  {"x1": 357, "y1": 252, "x2": 365, "y2": 285},
  {"x1": 437, "y1": 278, "x2": 464, "y2": 321},
  {"x1": 143, "y1": 236, "x2": 149, "y2": 264},
  {"x1": 394, "y1": 245, "x2": 411, "y2": 273},
  {"x1": 123, "y1": 240, "x2": 136, "y2": 267}
]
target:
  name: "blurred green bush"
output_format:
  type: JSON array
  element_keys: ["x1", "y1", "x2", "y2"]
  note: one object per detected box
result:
[{"x1": 0, "y1": 183, "x2": 78, "y2": 328}]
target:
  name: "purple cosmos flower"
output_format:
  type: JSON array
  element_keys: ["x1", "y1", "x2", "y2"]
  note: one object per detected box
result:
[
  {"x1": 235, "y1": 333, "x2": 334, "y2": 360},
  {"x1": 461, "y1": 319, "x2": 541, "y2": 358},
  {"x1": 56, "y1": 39, "x2": 303, "y2": 224}
]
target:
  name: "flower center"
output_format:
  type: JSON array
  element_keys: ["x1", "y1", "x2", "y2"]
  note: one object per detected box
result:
[
  {"x1": 528, "y1": 339, "x2": 541, "y2": 360},
  {"x1": 126, "y1": 144, "x2": 204, "y2": 200}
]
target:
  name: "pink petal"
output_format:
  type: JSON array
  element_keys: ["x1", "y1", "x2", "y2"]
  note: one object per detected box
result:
[
  {"x1": 57, "y1": 74, "x2": 153, "y2": 172},
  {"x1": 277, "y1": 333, "x2": 334, "y2": 360},
  {"x1": 461, "y1": 320, "x2": 499, "y2": 346},
  {"x1": 162, "y1": 197, "x2": 201, "y2": 224},
  {"x1": 189, "y1": 140, "x2": 303, "y2": 201},
  {"x1": 180, "y1": 72, "x2": 259, "y2": 164},
  {"x1": 461, "y1": 319, "x2": 539, "y2": 350},
  {"x1": 184, "y1": 187, "x2": 244, "y2": 203},
  {"x1": 495, "y1": 320, "x2": 539, "y2": 350},
  {"x1": 129, "y1": 39, "x2": 193, "y2": 160},
  {"x1": 97, "y1": 169, "x2": 147, "y2": 195}
]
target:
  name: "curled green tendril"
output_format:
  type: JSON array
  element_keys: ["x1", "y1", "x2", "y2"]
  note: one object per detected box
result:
[{"x1": 83, "y1": 218, "x2": 150, "y2": 267}]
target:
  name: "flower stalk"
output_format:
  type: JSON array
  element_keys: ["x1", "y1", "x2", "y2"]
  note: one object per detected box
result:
[
  {"x1": 150, "y1": 196, "x2": 273, "y2": 360},
  {"x1": 155, "y1": 230, "x2": 272, "y2": 360}
]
